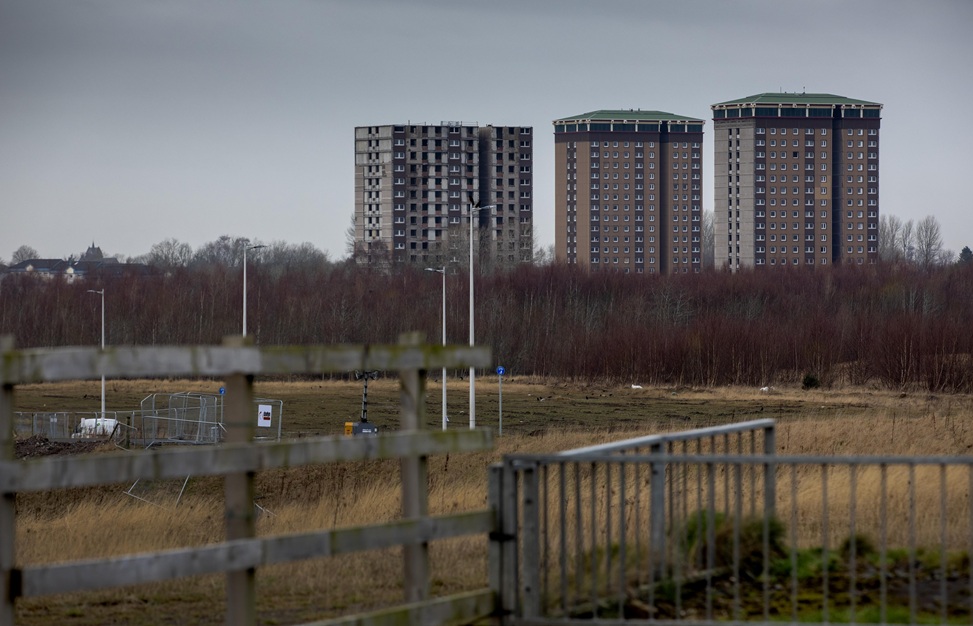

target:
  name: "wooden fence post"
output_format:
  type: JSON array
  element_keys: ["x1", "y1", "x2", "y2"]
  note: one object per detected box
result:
[
  {"x1": 1, "y1": 337, "x2": 16, "y2": 626},
  {"x1": 487, "y1": 463, "x2": 503, "y2": 620},
  {"x1": 398, "y1": 332, "x2": 429, "y2": 604},
  {"x1": 223, "y1": 336, "x2": 256, "y2": 626},
  {"x1": 499, "y1": 461, "x2": 519, "y2": 621}
]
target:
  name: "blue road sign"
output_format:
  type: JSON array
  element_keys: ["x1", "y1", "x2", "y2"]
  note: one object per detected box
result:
[
  {"x1": 496, "y1": 366, "x2": 506, "y2": 376},
  {"x1": 219, "y1": 386, "x2": 225, "y2": 395}
]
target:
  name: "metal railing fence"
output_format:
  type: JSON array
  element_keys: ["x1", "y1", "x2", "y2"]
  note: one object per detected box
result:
[
  {"x1": 557, "y1": 418, "x2": 777, "y2": 585},
  {"x1": 495, "y1": 449, "x2": 973, "y2": 625}
]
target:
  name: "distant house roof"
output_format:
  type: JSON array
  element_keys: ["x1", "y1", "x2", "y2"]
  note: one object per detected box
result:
[
  {"x1": 6, "y1": 259, "x2": 72, "y2": 274},
  {"x1": 72, "y1": 260, "x2": 114, "y2": 275},
  {"x1": 4, "y1": 258, "x2": 154, "y2": 279},
  {"x1": 74, "y1": 259, "x2": 155, "y2": 277}
]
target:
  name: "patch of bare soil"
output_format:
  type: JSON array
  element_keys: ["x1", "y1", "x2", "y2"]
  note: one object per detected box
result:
[{"x1": 14, "y1": 435, "x2": 107, "y2": 459}]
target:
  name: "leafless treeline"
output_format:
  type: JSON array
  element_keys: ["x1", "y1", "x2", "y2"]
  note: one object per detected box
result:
[{"x1": 2, "y1": 260, "x2": 972, "y2": 391}]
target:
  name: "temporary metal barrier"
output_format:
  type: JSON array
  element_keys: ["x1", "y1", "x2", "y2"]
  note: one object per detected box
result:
[
  {"x1": 13, "y1": 411, "x2": 136, "y2": 442},
  {"x1": 14, "y1": 394, "x2": 283, "y2": 446}
]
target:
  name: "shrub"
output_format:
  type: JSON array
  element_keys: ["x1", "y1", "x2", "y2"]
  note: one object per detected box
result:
[
  {"x1": 839, "y1": 533, "x2": 876, "y2": 560},
  {"x1": 679, "y1": 512, "x2": 786, "y2": 578}
]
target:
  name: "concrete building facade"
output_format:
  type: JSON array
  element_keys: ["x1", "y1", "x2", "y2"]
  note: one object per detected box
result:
[
  {"x1": 354, "y1": 123, "x2": 533, "y2": 268},
  {"x1": 553, "y1": 110, "x2": 704, "y2": 274},
  {"x1": 711, "y1": 93, "x2": 882, "y2": 270}
]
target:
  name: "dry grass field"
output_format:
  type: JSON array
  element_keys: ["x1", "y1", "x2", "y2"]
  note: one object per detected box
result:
[{"x1": 10, "y1": 378, "x2": 973, "y2": 624}]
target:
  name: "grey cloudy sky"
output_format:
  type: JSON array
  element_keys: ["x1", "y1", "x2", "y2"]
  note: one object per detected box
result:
[{"x1": 2, "y1": 0, "x2": 971, "y2": 262}]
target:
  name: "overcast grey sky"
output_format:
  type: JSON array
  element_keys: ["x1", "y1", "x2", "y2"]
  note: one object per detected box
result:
[{"x1": 2, "y1": 0, "x2": 971, "y2": 262}]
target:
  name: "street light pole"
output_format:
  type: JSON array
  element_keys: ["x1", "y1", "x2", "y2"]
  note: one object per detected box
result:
[
  {"x1": 468, "y1": 201, "x2": 495, "y2": 430},
  {"x1": 425, "y1": 266, "x2": 447, "y2": 430},
  {"x1": 87, "y1": 288, "x2": 105, "y2": 418},
  {"x1": 243, "y1": 243, "x2": 266, "y2": 337}
]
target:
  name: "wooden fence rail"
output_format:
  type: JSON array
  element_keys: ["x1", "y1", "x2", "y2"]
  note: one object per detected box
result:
[{"x1": 0, "y1": 333, "x2": 494, "y2": 626}]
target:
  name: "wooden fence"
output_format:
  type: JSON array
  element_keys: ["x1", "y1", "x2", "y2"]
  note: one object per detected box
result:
[{"x1": 0, "y1": 333, "x2": 494, "y2": 626}]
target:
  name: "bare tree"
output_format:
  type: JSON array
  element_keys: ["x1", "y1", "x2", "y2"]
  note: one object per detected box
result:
[
  {"x1": 914, "y1": 215, "x2": 944, "y2": 269},
  {"x1": 532, "y1": 243, "x2": 555, "y2": 266},
  {"x1": 345, "y1": 213, "x2": 357, "y2": 259},
  {"x1": 289, "y1": 242, "x2": 329, "y2": 266},
  {"x1": 881, "y1": 213, "x2": 948, "y2": 268},
  {"x1": 936, "y1": 248, "x2": 956, "y2": 265},
  {"x1": 262, "y1": 241, "x2": 328, "y2": 272},
  {"x1": 147, "y1": 238, "x2": 193, "y2": 269},
  {"x1": 193, "y1": 235, "x2": 250, "y2": 267},
  {"x1": 878, "y1": 214, "x2": 902, "y2": 261},
  {"x1": 702, "y1": 210, "x2": 715, "y2": 269},
  {"x1": 900, "y1": 219, "x2": 915, "y2": 262},
  {"x1": 11, "y1": 245, "x2": 39, "y2": 264}
]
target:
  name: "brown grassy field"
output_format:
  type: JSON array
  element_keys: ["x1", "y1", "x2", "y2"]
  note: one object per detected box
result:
[
  {"x1": 10, "y1": 379, "x2": 973, "y2": 624},
  {"x1": 16, "y1": 375, "x2": 973, "y2": 444}
]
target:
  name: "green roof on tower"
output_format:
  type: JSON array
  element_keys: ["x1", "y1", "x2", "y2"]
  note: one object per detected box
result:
[
  {"x1": 554, "y1": 109, "x2": 703, "y2": 123},
  {"x1": 712, "y1": 92, "x2": 881, "y2": 107}
]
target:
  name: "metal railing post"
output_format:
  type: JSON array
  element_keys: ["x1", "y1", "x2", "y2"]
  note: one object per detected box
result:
[
  {"x1": 763, "y1": 423, "x2": 777, "y2": 519},
  {"x1": 522, "y1": 462, "x2": 541, "y2": 618},
  {"x1": 649, "y1": 441, "x2": 666, "y2": 579}
]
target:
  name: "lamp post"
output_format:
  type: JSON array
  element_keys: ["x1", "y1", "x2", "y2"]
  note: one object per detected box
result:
[
  {"x1": 468, "y1": 201, "x2": 495, "y2": 430},
  {"x1": 243, "y1": 243, "x2": 265, "y2": 337},
  {"x1": 425, "y1": 266, "x2": 447, "y2": 431},
  {"x1": 86, "y1": 288, "x2": 105, "y2": 418}
]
